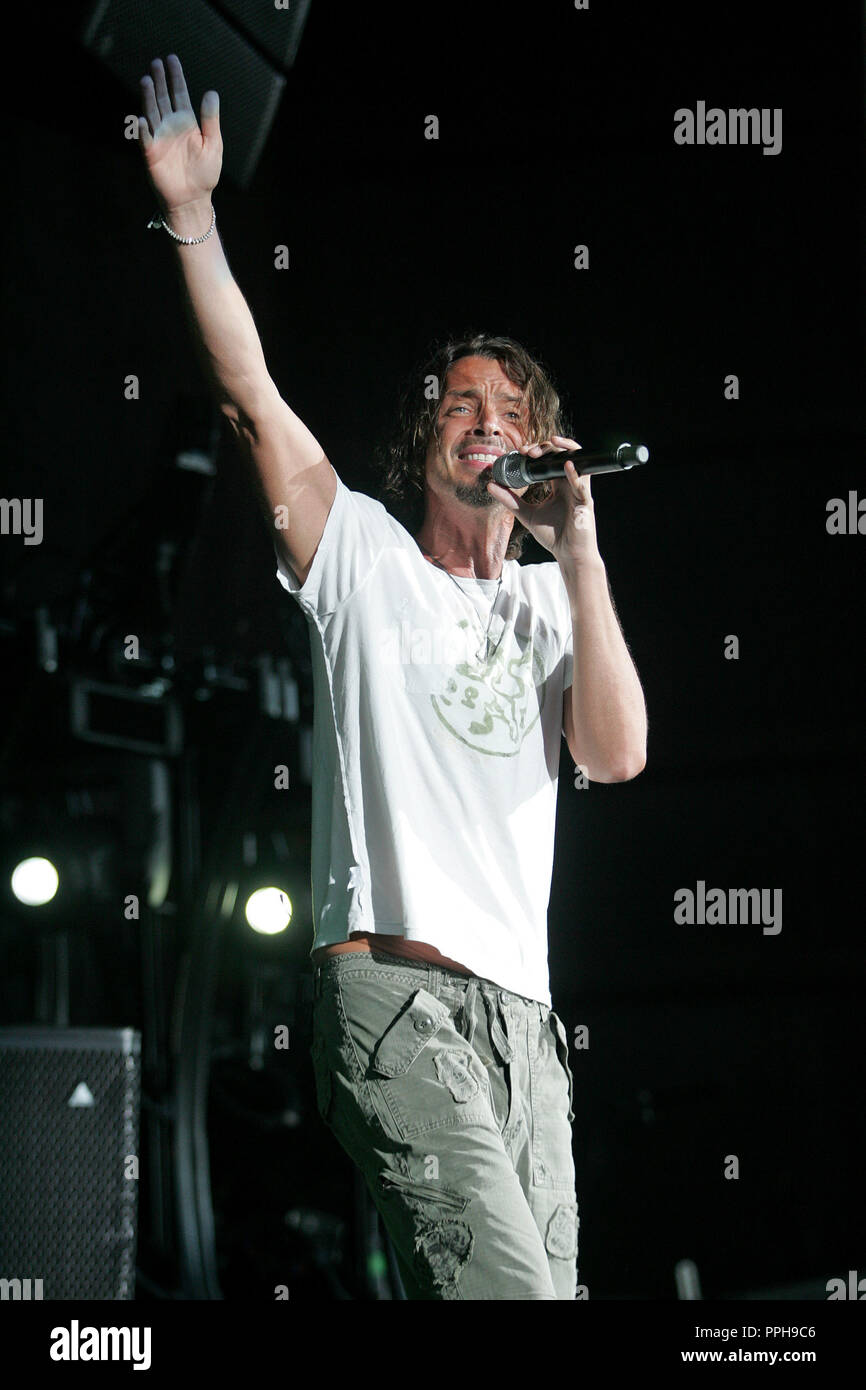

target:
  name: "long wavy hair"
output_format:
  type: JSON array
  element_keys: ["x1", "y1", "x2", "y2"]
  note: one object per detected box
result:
[{"x1": 377, "y1": 333, "x2": 570, "y2": 560}]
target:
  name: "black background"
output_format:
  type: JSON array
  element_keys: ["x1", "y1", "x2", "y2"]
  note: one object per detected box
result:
[{"x1": 1, "y1": 0, "x2": 864, "y2": 1301}]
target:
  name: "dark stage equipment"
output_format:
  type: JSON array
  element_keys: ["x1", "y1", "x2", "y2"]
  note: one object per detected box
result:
[
  {"x1": 0, "y1": 1026, "x2": 141, "y2": 1300},
  {"x1": 82, "y1": 0, "x2": 312, "y2": 189}
]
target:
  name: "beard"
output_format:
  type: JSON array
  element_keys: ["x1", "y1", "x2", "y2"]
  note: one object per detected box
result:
[{"x1": 453, "y1": 465, "x2": 495, "y2": 509}]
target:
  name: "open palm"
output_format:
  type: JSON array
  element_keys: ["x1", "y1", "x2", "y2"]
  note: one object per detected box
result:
[{"x1": 139, "y1": 55, "x2": 222, "y2": 212}]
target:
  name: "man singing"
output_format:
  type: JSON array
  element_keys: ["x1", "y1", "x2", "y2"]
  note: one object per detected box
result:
[{"x1": 138, "y1": 54, "x2": 647, "y2": 1300}]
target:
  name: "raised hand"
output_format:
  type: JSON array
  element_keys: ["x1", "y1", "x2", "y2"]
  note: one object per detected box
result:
[{"x1": 138, "y1": 55, "x2": 222, "y2": 213}]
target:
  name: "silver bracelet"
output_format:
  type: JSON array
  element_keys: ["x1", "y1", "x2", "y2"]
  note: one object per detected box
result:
[{"x1": 147, "y1": 205, "x2": 216, "y2": 245}]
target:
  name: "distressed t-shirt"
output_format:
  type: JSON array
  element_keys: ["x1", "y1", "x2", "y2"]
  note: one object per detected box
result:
[{"x1": 275, "y1": 470, "x2": 574, "y2": 1005}]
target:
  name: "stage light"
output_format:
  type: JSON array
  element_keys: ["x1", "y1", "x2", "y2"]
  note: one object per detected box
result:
[
  {"x1": 11, "y1": 857, "x2": 60, "y2": 907},
  {"x1": 244, "y1": 886, "x2": 292, "y2": 935}
]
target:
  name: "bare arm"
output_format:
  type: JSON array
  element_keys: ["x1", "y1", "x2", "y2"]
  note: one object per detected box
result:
[
  {"x1": 138, "y1": 55, "x2": 334, "y2": 583},
  {"x1": 561, "y1": 561, "x2": 647, "y2": 782}
]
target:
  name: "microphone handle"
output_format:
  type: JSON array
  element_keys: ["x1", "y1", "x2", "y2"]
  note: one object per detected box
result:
[{"x1": 493, "y1": 443, "x2": 649, "y2": 488}]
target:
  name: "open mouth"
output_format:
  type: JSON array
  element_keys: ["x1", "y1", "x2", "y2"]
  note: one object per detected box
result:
[{"x1": 457, "y1": 450, "x2": 501, "y2": 469}]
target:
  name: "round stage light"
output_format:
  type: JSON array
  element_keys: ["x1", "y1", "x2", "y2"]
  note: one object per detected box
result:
[
  {"x1": 11, "y1": 857, "x2": 60, "y2": 907},
  {"x1": 244, "y1": 886, "x2": 292, "y2": 935}
]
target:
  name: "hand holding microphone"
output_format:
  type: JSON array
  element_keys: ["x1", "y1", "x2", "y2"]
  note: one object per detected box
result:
[
  {"x1": 491, "y1": 440, "x2": 649, "y2": 488},
  {"x1": 486, "y1": 434, "x2": 648, "y2": 566}
]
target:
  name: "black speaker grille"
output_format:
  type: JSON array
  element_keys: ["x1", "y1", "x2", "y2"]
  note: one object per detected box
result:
[
  {"x1": 82, "y1": 0, "x2": 286, "y2": 188},
  {"x1": 0, "y1": 1028, "x2": 141, "y2": 1301},
  {"x1": 216, "y1": 0, "x2": 312, "y2": 71}
]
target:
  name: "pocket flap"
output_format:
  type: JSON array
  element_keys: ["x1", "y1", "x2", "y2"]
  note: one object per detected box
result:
[
  {"x1": 370, "y1": 987, "x2": 450, "y2": 1078},
  {"x1": 550, "y1": 1009, "x2": 575, "y2": 1124}
]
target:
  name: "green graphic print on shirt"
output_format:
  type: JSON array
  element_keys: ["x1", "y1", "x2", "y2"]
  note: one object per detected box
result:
[{"x1": 430, "y1": 618, "x2": 547, "y2": 757}]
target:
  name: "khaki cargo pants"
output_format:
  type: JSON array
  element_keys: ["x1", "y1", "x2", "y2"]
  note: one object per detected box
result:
[{"x1": 311, "y1": 948, "x2": 579, "y2": 1299}]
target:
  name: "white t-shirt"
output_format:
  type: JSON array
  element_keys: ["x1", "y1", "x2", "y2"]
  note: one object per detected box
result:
[{"x1": 275, "y1": 470, "x2": 574, "y2": 1005}]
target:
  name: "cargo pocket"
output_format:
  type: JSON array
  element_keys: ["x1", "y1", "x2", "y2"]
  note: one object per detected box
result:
[
  {"x1": 369, "y1": 987, "x2": 452, "y2": 1078},
  {"x1": 376, "y1": 1168, "x2": 475, "y2": 1300},
  {"x1": 368, "y1": 987, "x2": 493, "y2": 1141},
  {"x1": 376, "y1": 1168, "x2": 469, "y2": 1212},
  {"x1": 550, "y1": 1011, "x2": 575, "y2": 1124}
]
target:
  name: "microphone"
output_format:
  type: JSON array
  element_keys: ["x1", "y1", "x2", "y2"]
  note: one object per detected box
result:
[{"x1": 492, "y1": 442, "x2": 649, "y2": 488}]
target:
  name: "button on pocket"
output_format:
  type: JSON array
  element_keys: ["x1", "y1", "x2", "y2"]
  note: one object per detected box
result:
[{"x1": 370, "y1": 987, "x2": 451, "y2": 1077}]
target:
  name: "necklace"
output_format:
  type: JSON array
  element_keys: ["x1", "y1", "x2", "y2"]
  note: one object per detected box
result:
[{"x1": 441, "y1": 568, "x2": 505, "y2": 664}]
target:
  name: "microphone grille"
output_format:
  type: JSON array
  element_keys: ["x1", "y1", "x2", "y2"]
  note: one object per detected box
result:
[{"x1": 493, "y1": 451, "x2": 526, "y2": 487}]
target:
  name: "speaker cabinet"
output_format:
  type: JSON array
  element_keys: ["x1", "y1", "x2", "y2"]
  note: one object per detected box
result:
[
  {"x1": 82, "y1": 0, "x2": 291, "y2": 188},
  {"x1": 0, "y1": 1027, "x2": 141, "y2": 1300}
]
